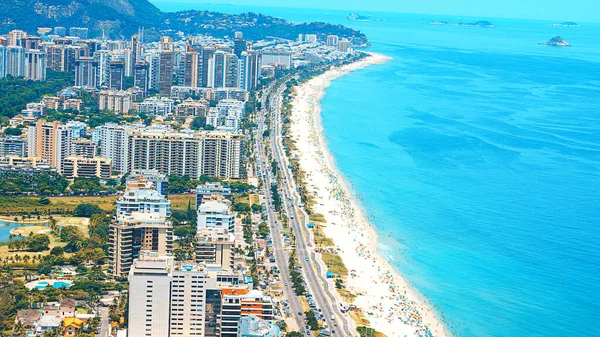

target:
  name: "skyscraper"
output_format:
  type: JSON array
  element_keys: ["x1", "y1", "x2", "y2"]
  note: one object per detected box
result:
[
  {"x1": 233, "y1": 37, "x2": 248, "y2": 57},
  {"x1": 239, "y1": 50, "x2": 260, "y2": 91},
  {"x1": 25, "y1": 49, "x2": 47, "y2": 81},
  {"x1": 184, "y1": 49, "x2": 199, "y2": 87},
  {"x1": 0, "y1": 46, "x2": 6, "y2": 78},
  {"x1": 6, "y1": 46, "x2": 25, "y2": 77},
  {"x1": 159, "y1": 51, "x2": 174, "y2": 94},
  {"x1": 134, "y1": 61, "x2": 149, "y2": 95},
  {"x1": 74, "y1": 57, "x2": 98, "y2": 88},
  {"x1": 68, "y1": 27, "x2": 89, "y2": 39},
  {"x1": 212, "y1": 50, "x2": 239, "y2": 88},
  {"x1": 127, "y1": 253, "x2": 218, "y2": 337},
  {"x1": 109, "y1": 60, "x2": 125, "y2": 90},
  {"x1": 326, "y1": 34, "x2": 340, "y2": 47},
  {"x1": 108, "y1": 213, "x2": 173, "y2": 276}
]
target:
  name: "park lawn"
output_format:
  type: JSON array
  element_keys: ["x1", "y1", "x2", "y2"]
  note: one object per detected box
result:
[
  {"x1": 169, "y1": 194, "x2": 195, "y2": 210},
  {"x1": 248, "y1": 194, "x2": 260, "y2": 206},
  {"x1": 0, "y1": 196, "x2": 117, "y2": 214},
  {"x1": 0, "y1": 194, "x2": 195, "y2": 215},
  {"x1": 0, "y1": 217, "x2": 90, "y2": 259}
]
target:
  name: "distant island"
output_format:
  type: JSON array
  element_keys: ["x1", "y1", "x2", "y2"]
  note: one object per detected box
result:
[
  {"x1": 551, "y1": 22, "x2": 579, "y2": 27},
  {"x1": 430, "y1": 20, "x2": 494, "y2": 28},
  {"x1": 347, "y1": 13, "x2": 371, "y2": 22},
  {"x1": 542, "y1": 36, "x2": 571, "y2": 47}
]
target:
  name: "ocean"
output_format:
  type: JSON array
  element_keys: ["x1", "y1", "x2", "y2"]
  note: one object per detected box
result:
[{"x1": 154, "y1": 3, "x2": 600, "y2": 336}]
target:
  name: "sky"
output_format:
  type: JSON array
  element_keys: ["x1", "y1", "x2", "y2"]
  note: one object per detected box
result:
[{"x1": 150, "y1": 0, "x2": 599, "y2": 22}]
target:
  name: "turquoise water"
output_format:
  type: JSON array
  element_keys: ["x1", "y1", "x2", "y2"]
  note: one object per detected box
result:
[
  {"x1": 0, "y1": 222, "x2": 36, "y2": 241},
  {"x1": 155, "y1": 3, "x2": 600, "y2": 336}
]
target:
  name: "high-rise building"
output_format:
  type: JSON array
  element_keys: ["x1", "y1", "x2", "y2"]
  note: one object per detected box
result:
[
  {"x1": 239, "y1": 50, "x2": 260, "y2": 91},
  {"x1": 200, "y1": 46, "x2": 216, "y2": 87},
  {"x1": 220, "y1": 288, "x2": 274, "y2": 337},
  {"x1": 98, "y1": 90, "x2": 134, "y2": 114},
  {"x1": 338, "y1": 38, "x2": 352, "y2": 53},
  {"x1": 261, "y1": 50, "x2": 292, "y2": 70},
  {"x1": 127, "y1": 170, "x2": 169, "y2": 196},
  {"x1": 184, "y1": 50, "x2": 200, "y2": 87},
  {"x1": 53, "y1": 125, "x2": 72, "y2": 172},
  {"x1": 95, "y1": 123, "x2": 130, "y2": 173},
  {"x1": 25, "y1": 49, "x2": 47, "y2": 81},
  {"x1": 134, "y1": 61, "x2": 149, "y2": 95},
  {"x1": 6, "y1": 46, "x2": 25, "y2": 77},
  {"x1": 94, "y1": 50, "x2": 111, "y2": 87},
  {"x1": 209, "y1": 50, "x2": 239, "y2": 88},
  {"x1": 0, "y1": 136, "x2": 27, "y2": 157},
  {"x1": 68, "y1": 27, "x2": 89, "y2": 39},
  {"x1": 74, "y1": 57, "x2": 98, "y2": 87},
  {"x1": 197, "y1": 200, "x2": 236, "y2": 233},
  {"x1": 304, "y1": 34, "x2": 318, "y2": 43},
  {"x1": 20, "y1": 36, "x2": 42, "y2": 51},
  {"x1": 72, "y1": 138, "x2": 97, "y2": 158},
  {"x1": 109, "y1": 60, "x2": 125, "y2": 90},
  {"x1": 326, "y1": 35, "x2": 340, "y2": 47},
  {"x1": 233, "y1": 38, "x2": 247, "y2": 57},
  {"x1": 108, "y1": 213, "x2": 173, "y2": 276},
  {"x1": 66, "y1": 121, "x2": 88, "y2": 138},
  {"x1": 128, "y1": 252, "x2": 218, "y2": 337},
  {"x1": 196, "y1": 227, "x2": 235, "y2": 270},
  {"x1": 116, "y1": 184, "x2": 171, "y2": 218},
  {"x1": 0, "y1": 46, "x2": 6, "y2": 78},
  {"x1": 127, "y1": 129, "x2": 244, "y2": 179},
  {"x1": 61, "y1": 156, "x2": 112, "y2": 180},
  {"x1": 195, "y1": 182, "x2": 232, "y2": 207},
  {"x1": 7, "y1": 30, "x2": 27, "y2": 47},
  {"x1": 53, "y1": 27, "x2": 67, "y2": 37},
  {"x1": 147, "y1": 52, "x2": 161, "y2": 91},
  {"x1": 159, "y1": 51, "x2": 175, "y2": 94},
  {"x1": 123, "y1": 48, "x2": 134, "y2": 77}
]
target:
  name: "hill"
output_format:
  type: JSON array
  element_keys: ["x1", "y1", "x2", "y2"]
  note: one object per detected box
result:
[{"x1": 0, "y1": 0, "x2": 369, "y2": 45}]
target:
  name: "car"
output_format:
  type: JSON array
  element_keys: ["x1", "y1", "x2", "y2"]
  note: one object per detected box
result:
[
  {"x1": 284, "y1": 282, "x2": 288, "y2": 286},
  {"x1": 305, "y1": 257, "x2": 309, "y2": 261},
  {"x1": 298, "y1": 312, "x2": 303, "y2": 316}
]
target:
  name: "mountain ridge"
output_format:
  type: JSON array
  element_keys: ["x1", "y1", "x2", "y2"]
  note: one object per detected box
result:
[{"x1": 0, "y1": 0, "x2": 369, "y2": 45}]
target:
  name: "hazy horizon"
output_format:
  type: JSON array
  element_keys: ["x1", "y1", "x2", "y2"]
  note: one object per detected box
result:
[{"x1": 150, "y1": 0, "x2": 598, "y2": 23}]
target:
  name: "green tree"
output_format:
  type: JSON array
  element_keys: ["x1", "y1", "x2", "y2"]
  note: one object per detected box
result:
[
  {"x1": 27, "y1": 234, "x2": 50, "y2": 252},
  {"x1": 191, "y1": 116, "x2": 207, "y2": 130},
  {"x1": 75, "y1": 204, "x2": 104, "y2": 217}
]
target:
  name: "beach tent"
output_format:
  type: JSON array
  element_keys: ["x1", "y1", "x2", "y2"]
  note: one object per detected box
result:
[{"x1": 307, "y1": 222, "x2": 315, "y2": 229}]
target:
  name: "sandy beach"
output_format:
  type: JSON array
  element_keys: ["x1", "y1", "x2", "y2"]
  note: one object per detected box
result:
[{"x1": 289, "y1": 53, "x2": 449, "y2": 337}]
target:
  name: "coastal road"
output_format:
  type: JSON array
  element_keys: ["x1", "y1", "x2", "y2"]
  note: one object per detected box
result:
[
  {"x1": 255, "y1": 83, "x2": 306, "y2": 332},
  {"x1": 262, "y1": 78, "x2": 357, "y2": 336}
]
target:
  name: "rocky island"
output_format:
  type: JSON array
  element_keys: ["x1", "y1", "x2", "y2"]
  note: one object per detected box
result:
[
  {"x1": 347, "y1": 13, "x2": 371, "y2": 22},
  {"x1": 430, "y1": 20, "x2": 494, "y2": 28},
  {"x1": 551, "y1": 22, "x2": 579, "y2": 27},
  {"x1": 542, "y1": 36, "x2": 571, "y2": 47}
]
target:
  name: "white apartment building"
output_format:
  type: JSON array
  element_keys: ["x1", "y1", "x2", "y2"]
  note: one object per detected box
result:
[
  {"x1": 127, "y1": 129, "x2": 244, "y2": 179},
  {"x1": 99, "y1": 90, "x2": 134, "y2": 114},
  {"x1": 197, "y1": 200, "x2": 235, "y2": 233},
  {"x1": 94, "y1": 123, "x2": 131, "y2": 173},
  {"x1": 116, "y1": 187, "x2": 171, "y2": 218},
  {"x1": 136, "y1": 96, "x2": 175, "y2": 116},
  {"x1": 128, "y1": 252, "x2": 218, "y2": 337}
]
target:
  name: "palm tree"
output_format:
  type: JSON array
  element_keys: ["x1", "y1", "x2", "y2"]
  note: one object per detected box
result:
[{"x1": 13, "y1": 320, "x2": 26, "y2": 336}]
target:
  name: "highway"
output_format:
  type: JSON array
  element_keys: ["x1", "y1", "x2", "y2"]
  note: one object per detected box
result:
[
  {"x1": 256, "y1": 79, "x2": 357, "y2": 336},
  {"x1": 255, "y1": 83, "x2": 306, "y2": 333}
]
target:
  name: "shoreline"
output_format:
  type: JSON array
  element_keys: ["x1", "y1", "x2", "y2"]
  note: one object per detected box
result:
[{"x1": 290, "y1": 53, "x2": 450, "y2": 337}]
